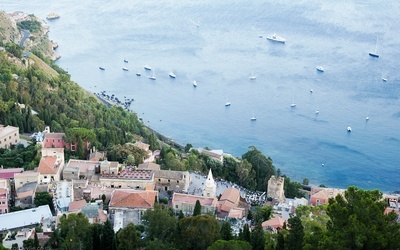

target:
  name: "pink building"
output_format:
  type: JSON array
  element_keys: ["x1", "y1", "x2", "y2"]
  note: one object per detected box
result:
[
  {"x1": 310, "y1": 187, "x2": 345, "y2": 206},
  {"x1": 0, "y1": 188, "x2": 8, "y2": 214},
  {"x1": 0, "y1": 168, "x2": 24, "y2": 179}
]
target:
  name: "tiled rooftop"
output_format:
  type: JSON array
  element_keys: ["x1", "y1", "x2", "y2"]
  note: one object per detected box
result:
[{"x1": 101, "y1": 169, "x2": 153, "y2": 180}]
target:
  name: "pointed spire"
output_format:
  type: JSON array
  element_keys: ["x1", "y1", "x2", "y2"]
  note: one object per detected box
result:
[{"x1": 203, "y1": 168, "x2": 216, "y2": 197}]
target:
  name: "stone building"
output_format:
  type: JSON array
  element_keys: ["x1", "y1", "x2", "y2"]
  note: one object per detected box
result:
[
  {"x1": 154, "y1": 169, "x2": 190, "y2": 192},
  {"x1": 267, "y1": 175, "x2": 285, "y2": 202}
]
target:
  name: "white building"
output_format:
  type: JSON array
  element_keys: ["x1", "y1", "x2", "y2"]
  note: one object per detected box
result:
[{"x1": 203, "y1": 169, "x2": 216, "y2": 198}]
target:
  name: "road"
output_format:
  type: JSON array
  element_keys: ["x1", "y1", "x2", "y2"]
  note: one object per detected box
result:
[{"x1": 19, "y1": 29, "x2": 30, "y2": 47}]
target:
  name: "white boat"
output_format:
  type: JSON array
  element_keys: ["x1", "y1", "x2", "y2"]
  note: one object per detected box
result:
[
  {"x1": 315, "y1": 110, "x2": 320, "y2": 114},
  {"x1": 149, "y1": 70, "x2": 156, "y2": 80},
  {"x1": 144, "y1": 65, "x2": 152, "y2": 70},
  {"x1": 225, "y1": 102, "x2": 231, "y2": 107},
  {"x1": 250, "y1": 71, "x2": 256, "y2": 80},
  {"x1": 290, "y1": 99, "x2": 296, "y2": 107},
  {"x1": 316, "y1": 66, "x2": 324, "y2": 72},
  {"x1": 193, "y1": 80, "x2": 197, "y2": 87},
  {"x1": 382, "y1": 77, "x2": 387, "y2": 82},
  {"x1": 347, "y1": 126, "x2": 352, "y2": 132},
  {"x1": 366, "y1": 116, "x2": 369, "y2": 121},
  {"x1": 136, "y1": 72, "x2": 141, "y2": 76},
  {"x1": 250, "y1": 115, "x2": 257, "y2": 121},
  {"x1": 124, "y1": 59, "x2": 128, "y2": 63},
  {"x1": 310, "y1": 89, "x2": 313, "y2": 93},
  {"x1": 266, "y1": 33, "x2": 286, "y2": 43},
  {"x1": 122, "y1": 67, "x2": 129, "y2": 71},
  {"x1": 169, "y1": 72, "x2": 176, "y2": 78},
  {"x1": 369, "y1": 37, "x2": 379, "y2": 58}
]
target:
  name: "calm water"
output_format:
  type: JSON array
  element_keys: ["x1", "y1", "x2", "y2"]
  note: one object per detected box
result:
[{"x1": 3, "y1": 0, "x2": 400, "y2": 192}]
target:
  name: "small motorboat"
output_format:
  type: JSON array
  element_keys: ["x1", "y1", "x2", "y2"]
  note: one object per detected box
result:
[{"x1": 122, "y1": 67, "x2": 129, "y2": 71}]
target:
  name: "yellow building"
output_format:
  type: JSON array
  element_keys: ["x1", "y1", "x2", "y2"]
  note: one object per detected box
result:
[{"x1": 0, "y1": 125, "x2": 19, "y2": 149}]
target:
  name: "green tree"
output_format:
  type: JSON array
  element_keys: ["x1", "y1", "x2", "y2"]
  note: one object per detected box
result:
[
  {"x1": 184, "y1": 143, "x2": 193, "y2": 153},
  {"x1": 142, "y1": 205, "x2": 178, "y2": 243},
  {"x1": 100, "y1": 219, "x2": 116, "y2": 250},
  {"x1": 238, "y1": 223, "x2": 251, "y2": 243},
  {"x1": 302, "y1": 178, "x2": 309, "y2": 186},
  {"x1": 117, "y1": 223, "x2": 139, "y2": 250},
  {"x1": 34, "y1": 192, "x2": 54, "y2": 214},
  {"x1": 250, "y1": 222, "x2": 265, "y2": 250},
  {"x1": 178, "y1": 210, "x2": 185, "y2": 220},
  {"x1": 254, "y1": 205, "x2": 272, "y2": 223},
  {"x1": 242, "y1": 146, "x2": 275, "y2": 191},
  {"x1": 44, "y1": 229, "x2": 64, "y2": 249},
  {"x1": 193, "y1": 200, "x2": 202, "y2": 216},
  {"x1": 178, "y1": 214, "x2": 221, "y2": 250},
  {"x1": 322, "y1": 186, "x2": 400, "y2": 249},
  {"x1": 208, "y1": 240, "x2": 253, "y2": 250},
  {"x1": 285, "y1": 216, "x2": 304, "y2": 250},
  {"x1": 59, "y1": 213, "x2": 92, "y2": 249},
  {"x1": 220, "y1": 221, "x2": 233, "y2": 241},
  {"x1": 33, "y1": 231, "x2": 40, "y2": 249}
]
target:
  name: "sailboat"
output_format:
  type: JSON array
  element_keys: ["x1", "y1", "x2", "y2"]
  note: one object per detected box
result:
[
  {"x1": 369, "y1": 37, "x2": 379, "y2": 58},
  {"x1": 290, "y1": 99, "x2": 296, "y2": 107},
  {"x1": 224, "y1": 96, "x2": 231, "y2": 107},
  {"x1": 250, "y1": 71, "x2": 256, "y2": 80},
  {"x1": 169, "y1": 72, "x2": 176, "y2": 78},
  {"x1": 149, "y1": 70, "x2": 156, "y2": 80}
]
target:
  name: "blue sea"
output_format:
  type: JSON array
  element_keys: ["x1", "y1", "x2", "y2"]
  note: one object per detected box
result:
[{"x1": 2, "y1": 0, "x2": 400, "y2": 192}]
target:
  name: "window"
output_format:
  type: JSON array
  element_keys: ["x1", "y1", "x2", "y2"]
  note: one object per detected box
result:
[
  {"x1": 111, "y1": 185, "x2": 114, "y2": 188},
  {"x1": 72, "y1": 172, "x2": 74, "y2": 175},
  {"x1": 14, "y1": 133, "x2": 16, "y2": 136},
  {"x1": 44, "y1": 176, "x2": 47, "y2": 179},
  {"x1": 175, "y1": 205, "x2": 178, "y2": 209},
  {"x1": 58, "y1": 140, "x2": 60, "y2": 142},
  {"x1": 158, "y1": 179, "x2": 161, "y2": 182},
  {"x1": 9, "y1": 136, "x2": 11, "y2": 139},
  {"x1": 177, "y1": 180, "x2": 179, "y2": 183},
  {"x1": 168, "y1": 180, "x2": 170, "y2": 183}
]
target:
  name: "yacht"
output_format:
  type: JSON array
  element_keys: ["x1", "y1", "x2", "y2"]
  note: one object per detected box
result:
[
  {"x1": 122, "y1": 67, "x2": 129, "y2": 71},
  {"x1": 149, "y1": 70, "x2": 156, "y2": 80},
  {"x1": 169, "y1": 72, "x2": 176, "y2": 78},
  {"x1": 366, "y1": 116, "x2": 369, "y2": 121},
  {"x1": 369, "y1": 37, "x2": 379, "y2": 58},
  {"x1": 225, "y1": 102, "x2": 231, "y2": 107},
  {"x1": 136, "y1": 72, "x2": 141, "y2": 76},
  {"x1": 347, "y1": 126, "x2": 352, "y2": 132},
  {"x1": 315, "y1": 110, "x2": 319, "y2": 114},
  {"x1": 193, "y1": 80, "x2": 197, "y2": 87},
  {"x1": 290, "y1": 99, "x2": 296, "y2": 107},
  {"x1": 316, "y1": 66, "x2": 324, "y2": 72},
  {"x1": 310, "y1": 89, "x2": 313, "y2": 93},
  {"x1": 144, "y1": 65, "x2": 152, "y2": 70},
  {"x1": 250, "y1": 71, "x2": 256, "y2": 80},
  {"x1": 250, "y1": 116, "x2": 257, "y2": 121},
  {"x1": 266, "y1": 33, "x2": 286, "y2": 43}
]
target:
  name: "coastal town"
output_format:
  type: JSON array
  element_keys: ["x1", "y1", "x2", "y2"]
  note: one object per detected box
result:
[
  {"x1": 1, "y1": 6, "x2": 400, "y2": 250},
  {"x1": 0, "y1": 124, "x2": 399, "y2": 248}
]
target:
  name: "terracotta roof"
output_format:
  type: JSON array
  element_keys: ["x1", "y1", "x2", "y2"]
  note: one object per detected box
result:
[
  {"x1": 220, "y1": 187, "x2": 240, "y2": 204},
  {"x1": 228, "y1": 208, "x2": 245, "y2": 219},
  {"x1": 0, "y1": 168, "x2": 24, "y2": 179},
  {"x1": 44, "y1": 133, "x2": 65, "y2": 139},
  {"x1": 109, "y1": 189, "x2": 157, "y2": 209},
  {"x1": 311, "y1": 188, "x2": 344, "y2": 200},
  {"x1": 38, "y1": 156, "x2": 60, "y2": 174},
  {"x1": 68, "y1": 199, "x2": 87, "y2": 212},
  {"x1": 262, "y1": 216, "x2": 286, "y2": 229},
  {"x1": 172, "y1": 193, "x2": 218, "y2": 206}
]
